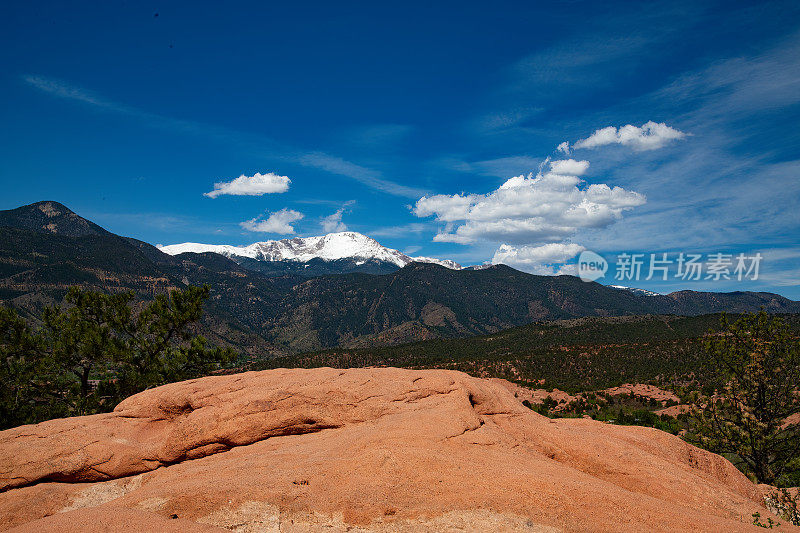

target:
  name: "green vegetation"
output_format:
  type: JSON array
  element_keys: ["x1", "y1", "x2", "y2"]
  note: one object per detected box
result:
[
  {"x1": 752, "y1": 511, "x2": 780, "y2": 528},
  {"x1": 256, "y1": 314, "x2": 800, "y2": 392},
  {"x1": 537, "y1": 391, "x2": 686, "y2": 435},
  {"x1": 689, "y1": 311, "x2": 800, "y2": 486},
  {"x1": 0, "y1": 285, "x2": 235, "y2": 429}
]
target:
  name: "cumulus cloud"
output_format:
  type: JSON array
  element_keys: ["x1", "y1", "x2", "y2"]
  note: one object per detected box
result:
[
  {"x1": 572, "y1": 121, "x2": 687, "y2": 151},
  {"x1": 205, "y1": 172, "x2": 290, "y2": 198},
  {"x1": 492, "y1": 242, "x2": 585, "y2": 266},
  {"x1": 413, "y1": 193, "x2": 479, "y2": 222},
  {"x1": 412, "y1": 160, "x2": 645, "y2": 245},
  {"x1": 549, "y1": 158, "x2": 589, "y2": 176},
  {"x1": 492, "y1": 244, "x2": 584, "y2": 275},
  {"x1": 240, "y1": 208, "x2": 303, "y2": 234},
  {"x1": 556, "y1": 141, "x2": 571, "y2": 155},
  {"x1": 321, "y1": 208, "x2": 348, "y2": 233}
]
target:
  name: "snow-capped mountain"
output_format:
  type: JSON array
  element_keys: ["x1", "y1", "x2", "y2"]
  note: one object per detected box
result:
[
  {"x1": 159, "y1": 231, "x2": 462, "y2": 270},
  {"x1": 609, "y1": 285, "x2": 661, "y2": 297}
]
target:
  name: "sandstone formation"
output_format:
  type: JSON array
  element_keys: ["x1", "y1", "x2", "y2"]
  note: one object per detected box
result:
[{"x1": 0, "y1": 368, "x2": 792, "y2": 532}]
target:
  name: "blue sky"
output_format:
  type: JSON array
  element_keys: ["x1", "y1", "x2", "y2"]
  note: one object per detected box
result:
[{"x1": 1, "y1": 1, "x2": 799, "y2": 297}]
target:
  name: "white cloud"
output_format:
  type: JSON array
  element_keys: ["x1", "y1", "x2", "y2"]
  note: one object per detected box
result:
[
  {"x1": 549, "y1": 158, "x2": 589, "y2": 176},
  {"x1": 205, "y1": 172, "x2": 290, "y2": 198},
  {"x1": 413, "y1": 194, "x2": 479, "y2": 222},
  {"x1": 492, "y1": 243, "x2": 583, "y2": 275},
  {"x1": 240, "y1": 208, "x2": 303, "y2": 234},
  {"x1": 556, "y1": 141, "x2": 571, "y2": 154},
  {"x1": 573, "y1": 121, "x2": 687, "y2": 151},
  {"x1": 413, "y1": 161, "x2": 645, "y2": 245},
  {"x1": 492, "y1": 242, "x2": 585, "y2": 266},
  {"x1": 321, "y1": 208, "x2": 347, "y2": 233}
]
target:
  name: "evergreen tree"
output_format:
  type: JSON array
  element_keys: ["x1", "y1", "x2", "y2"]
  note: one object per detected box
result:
[
  {"x1": 0, "y1": 285, "x2": 236, "y2": 429},
  {"x1": 691, "y1": 311, "x2": 800, "y2": 485},
  {"x1": 0, "y1": 306, "x2": 65, "y2": 425},
  {"x1": 113, "y1": 285, "x2": 237, "y2": 397},
  {"x1": 41, "y1": 288, "x2": 130, "y2": 413}
]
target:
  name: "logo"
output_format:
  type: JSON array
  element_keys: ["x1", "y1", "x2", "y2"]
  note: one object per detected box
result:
[{"x1": 578, "y1": 250, "x2": 608, "y2": 282}]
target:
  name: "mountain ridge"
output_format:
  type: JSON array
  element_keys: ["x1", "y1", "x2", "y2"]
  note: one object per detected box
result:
[{"x1": 1, "y1": 200, "x2": 798, "y2": 354}]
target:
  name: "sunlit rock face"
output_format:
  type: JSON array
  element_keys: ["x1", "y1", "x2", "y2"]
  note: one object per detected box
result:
[{"x1": 0, "y1": 367, "x2": 772, "y2": 532}]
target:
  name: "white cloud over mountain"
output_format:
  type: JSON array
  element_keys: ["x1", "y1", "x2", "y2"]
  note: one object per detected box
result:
[
  {"x1": 205, "y1": 172, "x2": 290, "y2": 198},
  {"x1": 412, "y1": 159, "x2": 645, "y2": 245},
  {"x1": 492, "y1": 242, "x2": 585, "y2": 266},
  {"x1": 240, "y1": 208, "x2": 304, "y2": 234},
  {"x1": 321, "y1": 208, "x2": 347, "y2": 232}
]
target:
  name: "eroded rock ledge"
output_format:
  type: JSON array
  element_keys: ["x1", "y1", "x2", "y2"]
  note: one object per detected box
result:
[{"x1": 0, "y1": 368, "x2": 788, "y2": 532}]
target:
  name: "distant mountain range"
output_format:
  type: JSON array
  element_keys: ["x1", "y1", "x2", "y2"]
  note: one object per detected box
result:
[
  {"x1": 1, "y1": 201, "x2": 799, "y2": 355},
  {"x1": 159, "y1": 232, "x2": 462, "y2": 275}
]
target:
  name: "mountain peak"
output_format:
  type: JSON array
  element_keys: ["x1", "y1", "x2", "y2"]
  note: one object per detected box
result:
[
  {"x1": 0, "y1": 201, "x2": 108, "y2": 238},
  {"x1": 159, "y1": 232, "x2": 462, "y2": 270},
  {"x1": 609, "y1": 285, "x2": 661, "y2": 297}
]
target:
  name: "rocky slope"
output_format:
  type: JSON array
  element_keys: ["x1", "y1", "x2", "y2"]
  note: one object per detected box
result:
[{"x1": 0, "y1": 367, "x2": 791, "y2": 532}]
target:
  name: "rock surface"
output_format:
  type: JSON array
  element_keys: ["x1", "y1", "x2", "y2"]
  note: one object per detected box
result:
[{"x1": 0, "y1": 368, "x2": 792, "y2": 532}]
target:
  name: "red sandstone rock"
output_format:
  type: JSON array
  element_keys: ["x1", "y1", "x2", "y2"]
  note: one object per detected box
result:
[{"x1": 0, "y1": 368, "x2": 793, "y2": 532}]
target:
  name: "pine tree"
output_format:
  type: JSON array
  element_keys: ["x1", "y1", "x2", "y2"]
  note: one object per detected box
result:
[
  {"x1": 41, "y1": 288, "x2": 131, "y2": 413},
  {"x1": 0, "y1": 306, "x2": 60, "y2": 425},
  {"x1": 0, "y1": 285, "x2": 236, "y2": 429},
  {"x1": 691, "y1": 311, "x2": 800, "y2": 485},
  {"x1": 113, "y1": 285, "x2": 237, "y2": 397}
]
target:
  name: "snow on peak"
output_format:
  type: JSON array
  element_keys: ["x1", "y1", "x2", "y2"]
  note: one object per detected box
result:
[
  {"x1": 411, "y1": 256, "x2": 462, "y2": 270},
  {"x1": 158, "y1": 231, "x2": 461, "y2": 269},
  {"x1": 609, "y1": 285, "x2": 661, "y2": 297}
]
